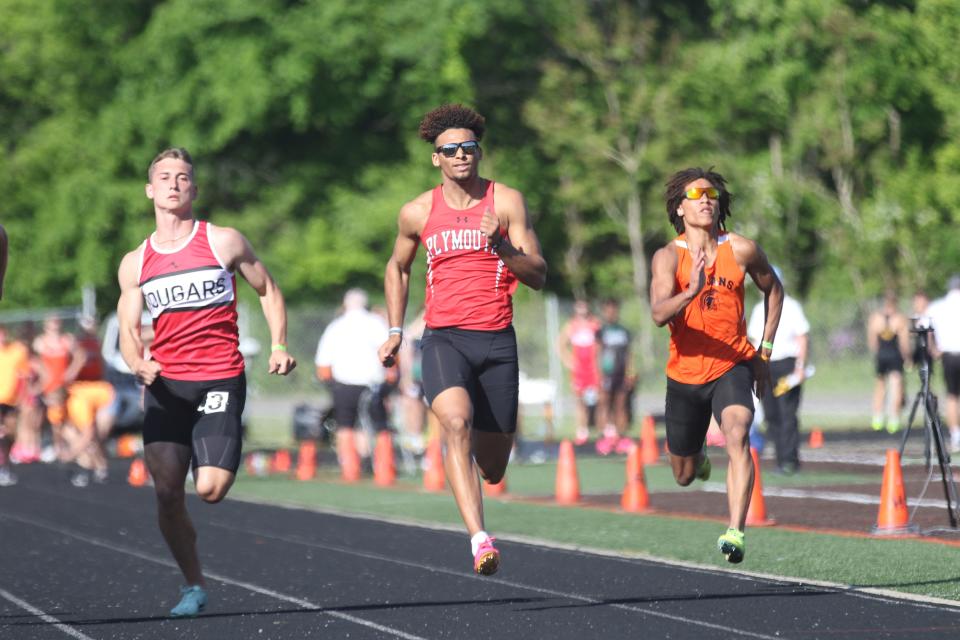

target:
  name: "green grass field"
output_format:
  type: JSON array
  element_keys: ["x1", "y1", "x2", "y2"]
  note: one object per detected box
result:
[{"x1": 230, "y1": 459, "x2": 960, "y2": 602}]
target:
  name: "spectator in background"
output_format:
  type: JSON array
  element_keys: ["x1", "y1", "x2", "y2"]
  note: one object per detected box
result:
[
  {"x1": 928, "y1": 275, "x2": 960, "y2": 453},
  {"x1": 595, "y1": 298, "x2": 634, "y2": 455},
  {"x1": 748, "y1": 267, "x2": 810, "y2": 474},
  {"x1": 866, "y1": 291, "x2": 910, "y2": 433},
  {"x1": 397, "y1": 309, "x2": 428, "y2": 460},
  {"x1": 315, "y1": 288, "x2": 392, "y2": 462},
  {"x1": 33, "y1": 315, "x2": 85, "y2": 459},
  {"x1": 0, "y1": 326, "x2": 29, "y2": 486},
  {"x1": 557, "y1": 299, "x2": 601, "y2": 445}
]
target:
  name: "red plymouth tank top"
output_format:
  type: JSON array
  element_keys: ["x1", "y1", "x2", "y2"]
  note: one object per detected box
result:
[
  {"x1": 420, "y1": 181, "x2": 519, "y2": 330},
  {"x1": 666, "y1": 233, "x2": 755, "y2": 384},
  {"x1": 138, "y1": 220, "x2": 244, "y2": 381}
]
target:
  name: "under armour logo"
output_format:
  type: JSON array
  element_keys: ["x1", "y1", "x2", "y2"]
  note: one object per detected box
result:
[
  {"x1": 456, "y1": 216, "x2": 469, "y2": 223},
  {"x1": 169, "y1": 261, "x2": 180, "y2": 269}
]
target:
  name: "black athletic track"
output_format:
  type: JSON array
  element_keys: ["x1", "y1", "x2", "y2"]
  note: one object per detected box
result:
[{"x1": 1, "y1": 462, "x2": 959, "y2": 639}]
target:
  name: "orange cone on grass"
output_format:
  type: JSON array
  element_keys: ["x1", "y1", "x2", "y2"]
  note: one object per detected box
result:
[
  {"x1": 745, "y1": 447, "x2": 775, "y2": 526},
  {"x1": 555, "y1": 439, "x2": 581, "y2": 505},
  {"x1": 271, "y1": 448, "x2": 292, "y2": 474},
  {"x1": 373, "y1": 431, "x2": 396, "y2": 486},
  {"x1": 338, "y1": 429, "x2": 362, "y2": 483},
  {"x1": 621, "y1": 445, "x2": 650, "y2": 512},
  {"x1": 641, "y1": 415, "x2": 660, "y2": 465},
  {"x1": 295, "y1": 440, "x2": 317, "y2": 481},
  {"x1": 872, "y1": 449, "x2": 918, "y2": 535},
  {"x1": 127, "y1": 458, "x2": 148, "y2": 487},
  {"x1": 484, "y1": 475, "x2": 507, "y2": 497},
  {"x1": 422, "y1": 435, "x2": 446, "y2": 492},
  {"x1": 809, "y1": 428, "x2": 824, "y2": 449}
]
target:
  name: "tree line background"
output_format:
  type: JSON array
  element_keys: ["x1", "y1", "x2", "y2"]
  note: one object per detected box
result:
[{"x1": 2, "y1": 0, "x2": 958, "y2": 376}]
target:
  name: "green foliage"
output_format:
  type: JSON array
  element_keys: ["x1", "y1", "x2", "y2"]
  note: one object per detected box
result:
[{"x1": 2, "y1": 0, "x2": 959, "y2": 372}]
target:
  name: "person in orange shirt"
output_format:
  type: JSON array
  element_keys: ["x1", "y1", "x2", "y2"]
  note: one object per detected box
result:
[
  {"x1": 649, "y1": 167, "x2": 783, "y2": 564},
  {"x1": 33, "y1": 315, "x2": 84, "y2": 459},
  {"x1": 0, "y1": 325, "x2": 30, "y2": 486}
]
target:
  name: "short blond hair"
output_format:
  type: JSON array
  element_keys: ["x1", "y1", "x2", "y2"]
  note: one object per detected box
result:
[{"x1": 148, "y1": 147, "x2": 194, "y2": 181}]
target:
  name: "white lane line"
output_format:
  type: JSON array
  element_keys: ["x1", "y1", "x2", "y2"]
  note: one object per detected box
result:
[
  {"x1": 0, "y1": 587, "x2": 97, "y2": 640},
  {"x1": 228, "y1": 496, "x2": 960, "y2": 611},
  {"x1": 699, "y1": 482, "x2": 951, "y2": 509},
  {"x1": 204, "y1": 520, "x2": 784, "y2": 640},
  {"x1": 0, "y1": 513, "x2": 426, "y2": 640}
]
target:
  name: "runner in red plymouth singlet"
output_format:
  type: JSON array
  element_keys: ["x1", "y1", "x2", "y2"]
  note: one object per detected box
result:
[
  {"x1": 649, "y1": 167, "x2": 782, "y2": 564},
  {"x1": 116, "y1": 148, "x2": 296, "y2": 617},
  {"x1": 378, "y1": 105, "x2": 547, "y2": 576}
]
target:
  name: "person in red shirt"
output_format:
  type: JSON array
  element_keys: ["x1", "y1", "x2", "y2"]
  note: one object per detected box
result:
[
  {"x1": 378, "y1": 105, "x2": 547, "y2": 575},
  {"x1": 557, "y1": 300, "x2": 601, "y2": 445},
  {"x1": 116, "y1": 148, "x2": 296, "y2": 617},
  {"x1": 649, "y1": 167, "x2": 782, "y2": 564}
]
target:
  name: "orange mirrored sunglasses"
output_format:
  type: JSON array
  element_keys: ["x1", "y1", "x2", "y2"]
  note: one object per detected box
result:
[{"x1": 684, "y1": 186, "x2": 720, "y2": 200}]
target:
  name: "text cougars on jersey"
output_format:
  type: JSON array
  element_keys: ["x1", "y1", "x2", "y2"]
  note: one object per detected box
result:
[{"x1": 141, "y1": 267, "x2": 235, "y2": 318}]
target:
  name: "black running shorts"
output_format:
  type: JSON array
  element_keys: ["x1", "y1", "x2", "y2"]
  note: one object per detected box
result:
[
  {"x1": 875, "y1": 351, "x2": 905, "y2": 376},
  {"x1": 331, "y1": 382, "x2": 388, "y2": 430},
  {"x1": 664, "y1": 361, "x2": 755, "y2": 457},
  {"x1": 421, "y1": 326, "x2": 519, "y2": 434},
  {"x1": 143, "y1": 373, "x2": 246, "y2": 473},
  {"x1": 943, "y1": 353, "x2": 960, "y2": 396}
]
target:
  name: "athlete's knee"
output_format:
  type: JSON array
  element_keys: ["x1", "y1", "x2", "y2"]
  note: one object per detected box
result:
[
  {"x1": 154, "y1": 482, "x2": 186, "y2": 512},
  {"x1": 440, "y1": 415, "x2": 470, "y2": 439}
]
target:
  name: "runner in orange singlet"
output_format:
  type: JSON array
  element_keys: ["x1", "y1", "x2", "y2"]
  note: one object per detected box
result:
[
  {"x1": 378, "y1": 105, "x2": 547, "y2": 575},
  {"x1": 33, "y1": 315, "x2": 84, "y2": 458},
  {"x1": 650, "y1": 167, "x2": 782, "y2": 564}
]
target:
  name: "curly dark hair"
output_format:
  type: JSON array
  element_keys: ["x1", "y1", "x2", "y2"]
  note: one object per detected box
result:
[
  {"x1": 418, "y1": 104, "x2": 486, "y2": 144},
  {"x1": 664, "y1": 167, "x2": 733, "y2": 234}
]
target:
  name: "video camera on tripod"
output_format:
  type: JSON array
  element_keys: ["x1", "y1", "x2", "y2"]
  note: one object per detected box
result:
[{"x1": 900, "y1": 315, "x2": 960, "y2": 530}]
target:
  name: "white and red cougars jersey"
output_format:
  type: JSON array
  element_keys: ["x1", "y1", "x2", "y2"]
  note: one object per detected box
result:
[{"x1": 138, "y1": 220, "x2": 244, "y2": 381}]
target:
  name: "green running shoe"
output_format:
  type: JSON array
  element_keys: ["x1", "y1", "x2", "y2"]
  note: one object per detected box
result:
[
  {"x1": 170, "y1": 585, "x2": 207, "y2": 618},
  {"x1": 695, "y1": 455, "x2": 712, "y2": 482},
  {"x1": 871, "y1": 416, "x2": 884, "y2": 431},
  {"x1": 717, "y1": 528, "x2": 745, "y2": 564}
]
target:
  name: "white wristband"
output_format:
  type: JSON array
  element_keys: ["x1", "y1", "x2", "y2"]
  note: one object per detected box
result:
[{"x1": 388, "y1": 327, "x2": 403, "y2": 336}]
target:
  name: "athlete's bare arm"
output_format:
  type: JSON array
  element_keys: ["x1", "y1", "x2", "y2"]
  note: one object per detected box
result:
[
  {"x1": 117, "y1": 249, "x2": 161, "y2": 386},
  {"x1": 484, "y1": 184, "x2": 546, "y2": 290},
  {"x1": 649, "y1": 243, "x2": 705, "y2": 327},
  {"x1": 895, "y1": 313, "x2": 912, "y2": 361},
  {"x1": 62, "y1": 335, "x2": 87, "y2": 385},
  {"x1": 866, "y1": 312, "x2": 880, "y2": 354},
  {"x1": 379, "y1": 193, "x2": 431, "y2": 368},
  {"x1": 209, "y1": 225, "x2": 296, "y2": 376},
  {"x1": 733, "y1": 233, "x2": 783, "y2": 398}
]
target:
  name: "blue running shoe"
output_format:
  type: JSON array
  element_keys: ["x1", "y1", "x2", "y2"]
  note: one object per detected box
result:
[{"x1": 170, "y1": 585, "x2": 207, "y2": 617}]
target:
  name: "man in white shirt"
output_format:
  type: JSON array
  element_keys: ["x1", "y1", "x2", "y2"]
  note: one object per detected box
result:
[
  {"x1": 928, "y1": 275, "x2": 960, "y2": 452},
  {"x1": 315, "y1": 289, "x2": 391, "y2": 459},
  {"x1": 747, "y1": 268, "x2": 810, "y2": 474}
]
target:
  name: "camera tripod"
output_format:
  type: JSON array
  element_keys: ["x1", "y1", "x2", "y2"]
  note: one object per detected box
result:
[{"x1": 898, "y1": 327, "x2": 960, "y2": 530}]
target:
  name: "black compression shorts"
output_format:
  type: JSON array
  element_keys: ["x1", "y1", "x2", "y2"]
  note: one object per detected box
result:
[
  {"x1": 143, "y1": 373, "x2": 246, "y2": 473},
  {"x1": 664, "y1": 361, "x2": 755, "y2": 457},
  {"x1": 943, "y1": 353, "x2": 960, "y2": 397},
  {"x1": 331, "y1": 382, "x2": 388, "y2": 430},
  {"x1": 421, "y1": 326, "x2": 519, "y2": 434}
]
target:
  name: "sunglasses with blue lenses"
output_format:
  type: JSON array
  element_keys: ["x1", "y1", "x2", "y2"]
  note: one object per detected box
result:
[{"x1": 435, "y1": 140, "x2": 481, "y2": 157}]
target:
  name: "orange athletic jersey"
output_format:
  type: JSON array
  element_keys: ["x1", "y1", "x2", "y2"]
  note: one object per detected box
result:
[
  {"x1": 665, "y1": 234, "x2": 756, "y2": 384},
  {"x1": 0, "y1": 342, "x2": 29, "y2": 405}
]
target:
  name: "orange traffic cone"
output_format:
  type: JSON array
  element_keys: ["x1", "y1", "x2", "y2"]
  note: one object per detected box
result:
[
  {"x1": 116, "y1": 433, "x2": 139, "y2": 458},
  {"x1": 127, "y1": 458, "x2": 148, "y2": 487},
  {"x1": 337, "y1": 429, "x2": 362, "y2": 482},
  {"x1": 295, "y1": 441, "x2": 317, "y2": 481},
  {"x1": 373, "y1": 431, "x2": 396, "y2": 487},
  {"x1": 809, "y1": 428, "x2": 824, "y2": 449},
  {"x1": 422, "y1": 435, "x2": 446, "y2": 492},
  {"x1": 484, "y1": 476, "x2": 507, "y2": 497},
  {"x1": 621, "y1": 446, "x2": 650, "y2": 512},
  {"x1": 872, "y1": 449, "x2": 919, "y2": 535},
  {"x1": 271, "y1": 448, "x2": 292, "y2": 474},
  {"x1": 745, "y1": 447, "x2": 776, "y2": 526},
  {"x1": 555, "y1": 439, "x2": 581, "y2": 505},
  {"x1": 641, "y1": 415, "x2": 660, "y2": 465}
]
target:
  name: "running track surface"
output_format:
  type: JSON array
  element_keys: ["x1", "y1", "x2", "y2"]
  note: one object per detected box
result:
[{"x1": 2, "y1": 464, "x2": 959, "y2": 640}]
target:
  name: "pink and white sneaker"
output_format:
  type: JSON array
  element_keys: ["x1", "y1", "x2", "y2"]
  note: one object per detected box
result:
[
  {"x1": 573, "y1": 427, "x2": 590, "y2": 447},
  {"x1": 614, "y1": 436, "x2": 635, "y2": 455},
  {"x1": 473, "y1": 537, "x2": 500, "y2": 576}
]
